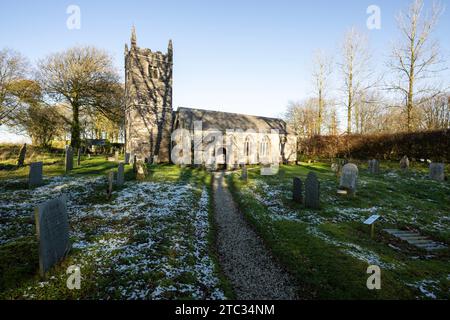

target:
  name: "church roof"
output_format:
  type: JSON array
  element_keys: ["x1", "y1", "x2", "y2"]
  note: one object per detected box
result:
[{"x1": 175, "y1": 107, "x2": 292, "y2": 134}]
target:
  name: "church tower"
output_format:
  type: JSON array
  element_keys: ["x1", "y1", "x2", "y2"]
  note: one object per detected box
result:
[{"x1": 125, "y1": 27, "x2": 173, "y2": 163}]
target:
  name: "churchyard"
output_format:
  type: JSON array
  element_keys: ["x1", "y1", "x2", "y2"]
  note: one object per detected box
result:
[
  {"x1": 0, "y1": 149, "x2": 229, "y2": 299},
  {"x1": 228, "y1": 161, "x2": 450, "y2": 299},
  {"x1": 0, "y1": 144, "x2": 448, "y2": 300}
]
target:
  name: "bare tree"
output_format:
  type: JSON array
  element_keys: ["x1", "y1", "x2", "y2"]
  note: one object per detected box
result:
[
  {"x1": 312, "y1": 50, "x2": 333, "y2": 135},
  {"x1": 338, "y1": 28, "x2": 374, "y2": 134},
  {"x1": 0, "y1": 48, "x2": 31, "y2": 124},
  {"x1": 36, "y1": 46, "x2": 121, "y2": 149},
  {"x1": 420, "y1": 93, "x2": 449, "y2": 129},
  {"x1": 388, "y1": 0, "x2": 445, "y2": 132}
]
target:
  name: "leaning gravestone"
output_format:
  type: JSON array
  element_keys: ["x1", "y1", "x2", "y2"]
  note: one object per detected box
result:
[
  {"x1": 293, "y1": 177, "x2": 303, "y2": 204},
  {"x1": 34, "y1": 195, "x2": 70, "y2": 277},
  {"x1": 29, "y1": 162, "x2": 43, "y2": 188},
  {"x1": 125, "y1": 153, "x2": 130, "y2": 165},
  {"x1": 368, "y1": 159, "x2": 380, "y2": 174},
  {"x1": 65, "y1": 146, "x2": 73, "y2": 172},
  {"x1": 339, "y1": 163, "x2": 359, "y2": 195},
  {"x1": 400, "y1": 156, "x2": 410, "y2": 170},
  {"x1": 305, "y1": 172, "x2": 320, "y2": 209},
  {"x1": 17, "y1": 143, "x2": 27, "y2": 168},
  {"x1": 116, "y1": 163, "x2": 124, "y2": 187},
  {"x1": 429, "y1": 163, "x2": 445, "y2": 181}
]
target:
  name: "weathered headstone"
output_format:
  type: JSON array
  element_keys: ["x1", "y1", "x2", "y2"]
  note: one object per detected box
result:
[
  {"x1": 34, "y1": 196, "x2": 70, "y2": 277},
  {"x1": 116, "y1": 163, "x2": 124, "y2": 187},
  {"x1": 17, "y1": 143, "x2": 27, "y2": 168},
  {"x1": 429, "y1": 163, "x2": 445, "y2": 181},
  {"x1": 125, "y1": 152, "x2": 130, "y2": 165},
  {"x1": 153, "y1": 155, "x2": 158, "y2": 164},
  {"x1": 293, "y1": 177, "x2": 303, "y2": 204},
  {"x1": 241, "y1": 166, "x2": 248, "y2": 181},
  {"x1": 400, "y1": 156, "x2": 409, "y2": 170},
  {"x1": 29, "y1": 162, "x2": 43, "y2": 188},
  {"x1": 136, "y1": 161, "x2": 148, "y2": 180},
  {"x1": 77, "y1": 148, "x2": 81, "y2": 166},
  {"x1": 65, "y1": 146, "x2": 73, "y2": 172},
  {"x1": 107, "y1": 171, "x2": 114, "y2": 199},
  {"x1": 368, "y1": 159, "x2": 380, "y2": 174},
  {"x1": 305, "y1": 172, "x2": 320, "y2": 209},
  {"x1": 339, "y1": 163, "x2": 358, "y2": 195}
]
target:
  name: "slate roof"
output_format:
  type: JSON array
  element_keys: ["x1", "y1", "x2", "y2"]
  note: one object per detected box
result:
[{"x1": 175, "y1": 107, "x2": 292, "y2": 134}]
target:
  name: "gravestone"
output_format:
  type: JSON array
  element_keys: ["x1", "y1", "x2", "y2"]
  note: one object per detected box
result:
[
  {"x1": 368, "y1": 159, "x2": 380, "y2": 174},
  {"x1": 429, "y1": 163, "x2": 445, "y2": 181},
  {"x1": 125, "y1": 153, "x2": 130, "y2": 165},
  {"x1": 293, "y1": 177, "x2": 303, "y2": 204},
  {"x1": 77, "y1": 148, "x2": 81, "y2": 166},
  {"x1": 116, "y1": 163, "x2": 124, "y2": 187},
  {"x1": 65, "y1": 146, "x2": 73, "y2": 172},
  {"x1": 29, "y1": 162, "x2": 43, "y2": 188},
  {"x1": 17, "y1": 143, "x2": 27, "y2": 168},
  {"x1": 339, "y1": 163, "x2": 358, "y2": 195},
  {"x1": 132, "y1": 155, "x2": 137, "y2": 173},
  {"x1": 107, "y1": 171, "x2": 114, "y2": 199},
  {"x1": 34, "y1": 196, "x2": 70, "y2": 277},
  {"x1": 400, "y1": 156, "x2": 409, "y2": 170},
  {"x1": 136, "y1": 161, "x2": 148, "y2": 180},
  {"x1": 241, "y1": 166, "x2": 248, "y2": 181},
  {"x1": 305, "y1": 172, "x2": 320, "y2": 209},
  {"x1": 115, "y1": 151, "x2": 119, "y2": 162},
  {"x1": 153, "y1": 155, "x2": 159, "y2": 164}
]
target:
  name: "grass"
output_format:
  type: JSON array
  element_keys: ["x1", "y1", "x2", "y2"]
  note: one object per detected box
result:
[
  {"x1": 0, "y1": 150, "x2": 229, "y2": 300},
  {"x1": 227, "y1": 162, "x2": 450, "y2": 300}
]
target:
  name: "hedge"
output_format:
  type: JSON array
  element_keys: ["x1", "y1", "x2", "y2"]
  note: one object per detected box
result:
[{"x1": 298, "y1": 129, "x2": 450, "y2": 162}]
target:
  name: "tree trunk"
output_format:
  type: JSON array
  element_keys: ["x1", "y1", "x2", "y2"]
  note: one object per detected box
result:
[
  {"x1": 318, "y1": 89, "x2": 323, "y2": 136},
  {"x1": 71, "y1": 103, "x2": 81, "y2": 149}
]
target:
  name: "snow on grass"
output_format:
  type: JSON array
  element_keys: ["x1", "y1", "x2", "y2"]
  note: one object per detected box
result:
[{"x1": 0, "y1": 176, "x2": 225, "y2": 300}]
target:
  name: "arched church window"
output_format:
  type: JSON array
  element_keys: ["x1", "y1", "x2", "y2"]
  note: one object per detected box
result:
[
  {"x1": 244, "y1": 137, "x2": 251, "y2": 157},
  {"x1": 260, "y1": 136, "x2": 270, "y2": 157}
]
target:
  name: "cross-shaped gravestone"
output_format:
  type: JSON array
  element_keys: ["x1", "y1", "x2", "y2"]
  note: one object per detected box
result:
[
  {"x1": 65, "y1": 146, "x2": 73, "y2": 173},
  {"x1": 305, "y1": 172, "x2": 320, "y2": 209},
  {"x1": 29, "y1": 162, "x2": 43, "y2": 188},
  {"x1": 339, "y1": 163, "x2": 358, "y2": 195},
  {"x1": 293, "y1": 177, "x2": 303, "y2": 204},
  {"x1": 34, "y1": 195, "x2": 70, "y2": 277}
]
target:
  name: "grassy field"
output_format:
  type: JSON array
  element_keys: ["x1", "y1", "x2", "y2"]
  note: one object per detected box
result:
[
  {"x1": 227, "y1": 162, "x2": 450, "y2": 300},
  {"x1": 0, "y1": 154, "x2": 231, "y2": 299}
]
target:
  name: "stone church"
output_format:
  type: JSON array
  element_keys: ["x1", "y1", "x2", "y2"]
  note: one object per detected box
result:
[{"x1": 124, "y1": 28, "x2": 297, "y2": 167}]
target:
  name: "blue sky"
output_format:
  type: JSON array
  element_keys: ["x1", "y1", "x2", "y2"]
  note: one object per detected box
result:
[{"x1": 1, "y1": 0, "x2": 449, "y2": 142}]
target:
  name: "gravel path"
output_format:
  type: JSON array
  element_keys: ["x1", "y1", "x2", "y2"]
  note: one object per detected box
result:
[{"x1": 212, "y1": 172, "x2": 298, "y2": 300}]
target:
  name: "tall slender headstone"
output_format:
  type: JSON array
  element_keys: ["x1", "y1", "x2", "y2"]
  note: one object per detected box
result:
[
  {"x1": 17, "y1": 143, "x2": 27, "y2": 168},
  {"x1": 132, "y1": 155, "x2": 137, "y2": 173},
  {"x1": 368, "y1": 159, "x2": 380, "y2": 174},
  {"x1": 34, "y1": 195, "x2": 70, "y2": 277},
  {"x1": 107, "y1": 171, "x2": 114, "y2": 199},
  {"x1": 125, "y1": 153, "x2": 130, "y2": 165},
  {"x1": 305, "y1": 172, "x2": 320, "y2": 209},
  {"x1": 65, "y1": 146, "x2": 73, "y2": 173},
  {"x1": 77, "y1": 148, "x2": 81, "y2": 166},
  {"x1": 429, "y1": 163, "x2": 445, "y2": 181},
  {"x1": 339, "y1": 163, "x2": 358, "y2": 195},
  {"x1": 29, "y1": 162, "x2": 43, "y2": 188},
  {"x1": 116, "y1": 163, "x2": 124, "y2": 186},
  {"x1": 241, "y1": 166, "x2": 248, "y2": 181},
  {"x1": 293, "y1": 177, "x2": 303, "y2": 204}
]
